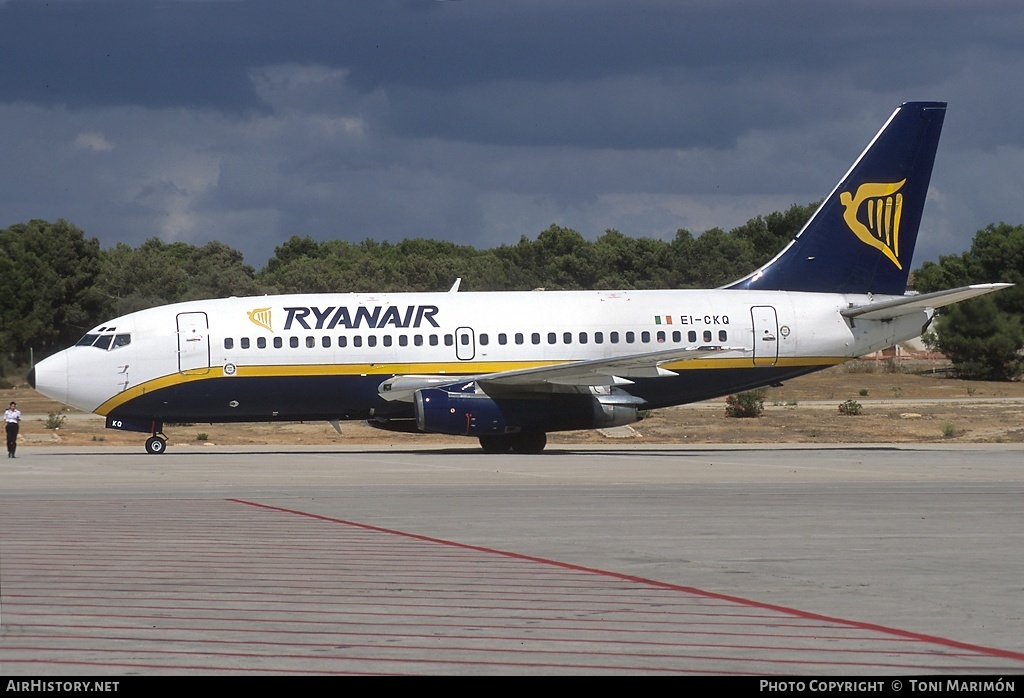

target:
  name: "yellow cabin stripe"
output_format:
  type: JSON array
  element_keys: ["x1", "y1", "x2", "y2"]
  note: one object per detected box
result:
[{"x1": 95, "y1": 356, "x2": 848, "y2": 415}]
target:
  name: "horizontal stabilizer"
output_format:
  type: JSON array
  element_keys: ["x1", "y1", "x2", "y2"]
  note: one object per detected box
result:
[{"x1": 841, "y1": 283, "x2": 1012, "y2": 321}]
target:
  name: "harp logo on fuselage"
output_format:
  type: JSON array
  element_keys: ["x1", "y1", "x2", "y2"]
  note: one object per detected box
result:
[
  {"x1": 280, "y1": 305, "x2": 441, "y2": 331},
  {"x1": 839, "y1": 179, "x2": 906, "y2": 270},
  {"x1": 247, "y1": 307, "x2": 273, "y2": 332}
]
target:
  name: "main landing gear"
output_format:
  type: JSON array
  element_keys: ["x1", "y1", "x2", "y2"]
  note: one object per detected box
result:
[
  {"x1": 145, "y1": 434, "x2": 168, "y2": 455},
  {"x1": 478, "y1": 432, "x2": 547, "y2": 454}
]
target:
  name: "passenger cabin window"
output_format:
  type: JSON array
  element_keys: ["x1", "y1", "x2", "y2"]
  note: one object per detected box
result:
[
  {"x1": 719, "y1": 330, "x2": 728, "y2": 342},
  {"x1": 625, "y1": 331, "x2": 635, "y2": 344},
  {"x1": 257, "y1": 337, "x2": 267, "y2": 349},
  {"x1": 688, "y1": 331, "x2": 697, "y2": 342},
  {"x1": 479, "y1": 334, "x2": 489, "y2": 346},
  {"x1": 240, "y1": 337, "x2": 250, "y2": 349},
  {"x1": 290, "y1": 337, "x2": 299, "y2": 348},
  {"x1": 306, "y1": 336, "x2": 315, "y2": 348},
  {"x1": 274, "y1": 337, "x2": 283, "y2": 349},
  {"x1": 641, "y1": 331, "x2": 651, "y2": 343},
  {"x1": 367, "y1": 336, "x2": 377, "y2": 347},
  {"x1": 703, "y1": 330, "x2": 712, "y2": 342},
  {"x1": 224, "y1": 338, "x2": 234, "y2": 350}
]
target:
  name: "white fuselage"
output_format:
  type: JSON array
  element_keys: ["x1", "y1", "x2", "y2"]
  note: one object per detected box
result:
[{"x1": 32, "y1": 288, "x2": 930, "y2": 421}]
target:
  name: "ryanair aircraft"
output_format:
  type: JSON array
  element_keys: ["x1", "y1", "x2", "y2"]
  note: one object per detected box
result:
[{"x1": 29, "y1": 102, "x2": 1010, "y2": 454}]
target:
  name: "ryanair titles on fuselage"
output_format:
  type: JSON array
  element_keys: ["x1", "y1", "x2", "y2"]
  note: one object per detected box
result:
[{"x1": 283, "y1": 305, "x2": 441, "y2": 331}]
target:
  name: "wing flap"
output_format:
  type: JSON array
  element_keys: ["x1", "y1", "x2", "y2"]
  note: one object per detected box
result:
[
  {"x1": 476, "y1": 345, "x2": 747, "y2": 394},
  {"x1": 376, "y1": 345, "x2": 748, "y2": 401}
]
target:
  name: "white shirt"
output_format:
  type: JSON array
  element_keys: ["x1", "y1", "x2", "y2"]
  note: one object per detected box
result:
[{"x1": 4, "y1": 408, "x2": 21, "y2": 424}]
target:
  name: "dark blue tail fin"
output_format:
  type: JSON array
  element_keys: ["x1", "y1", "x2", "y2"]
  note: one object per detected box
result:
[{"x1": 728, "y1": 101, "x2": 946, "y2": 295}]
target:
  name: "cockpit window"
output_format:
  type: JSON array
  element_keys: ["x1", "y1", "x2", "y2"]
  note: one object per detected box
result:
[{"x1": 75, "y1": 332, "x2": 131, "y2": 350}]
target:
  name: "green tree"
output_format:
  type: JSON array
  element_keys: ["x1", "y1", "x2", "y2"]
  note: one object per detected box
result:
[
  {"x1": 734, "y1": 201, "x2": 819, "y2": 262},
  {"x1": 924, "y1": 296, "x2": 1024, "y2": 381},
  {"x1": 914, "y1": 223, "x2": 1024, "y2": 381},
  {"x1": 0, "y1": 220, "x2": 105, "y2": 363},
  {"x1": 674, "y1": 227, "x2": 758, "y2": 287},
  {"x1": 98, "y1": 238, "x2": 260, "y2": 315},
  {"x1": 591, "y1": 230, "x2": 676, "y2": 289}
]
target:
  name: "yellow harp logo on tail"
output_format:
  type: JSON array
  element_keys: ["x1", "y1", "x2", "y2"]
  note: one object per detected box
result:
[
  {"x1": 839, "y1": 179, "x2": 906, "y2": 270},
  {"x1": 247, "y1": 307, "x2": 273, "y2": 332}
]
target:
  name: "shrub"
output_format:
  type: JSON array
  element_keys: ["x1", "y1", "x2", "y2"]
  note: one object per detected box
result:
[
  {"x1": 838, "y1": 399, "x2": 862, "y2": 415},
  {"x1": 196, "y1": 432, "x2": 209, "y2": 441},
  {"x1": 44, "y1": 412, "x2": 66, "y2": 429},
  {"x1": 724, "y1": 388, "x2": 767, "y2": 418}
]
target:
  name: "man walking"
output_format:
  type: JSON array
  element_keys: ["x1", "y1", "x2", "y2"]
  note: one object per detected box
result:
[{"x1": 5, "y1": 401, "x2": 21, "y2": 458}]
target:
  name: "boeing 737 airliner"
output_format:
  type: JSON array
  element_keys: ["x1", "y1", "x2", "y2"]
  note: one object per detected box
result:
[{"x1": 29, "y1": 102, "x2": 1011, "y2": 453}]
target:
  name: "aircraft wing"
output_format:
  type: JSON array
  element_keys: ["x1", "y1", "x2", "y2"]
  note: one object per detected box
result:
[
  {"x1": 474, "y1": 345, "x2": 748, "y2": 395},
  {"x1": 376, "y1": 344, "x2": 748, "y2": 402},
  {"x1": 841, "y1": 283, "x2": 1012, "y2": 321}
]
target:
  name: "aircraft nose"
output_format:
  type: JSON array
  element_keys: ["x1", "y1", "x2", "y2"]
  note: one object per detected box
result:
[{"x1": 30, "y1": 351, "x2": 69, "y2": 405}]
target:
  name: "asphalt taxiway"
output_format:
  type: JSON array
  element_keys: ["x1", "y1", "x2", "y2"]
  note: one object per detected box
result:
[{"x1": 2, "y1": 443, "x2": 1023, "y2": 676}]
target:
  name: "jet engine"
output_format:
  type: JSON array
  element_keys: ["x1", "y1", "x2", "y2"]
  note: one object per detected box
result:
[{"x1": 412, "y1": 387, "x2": 640, "y2": 436}]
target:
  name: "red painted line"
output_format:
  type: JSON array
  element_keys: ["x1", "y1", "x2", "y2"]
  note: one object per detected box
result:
[
  {"x1": 5, "y1": 628, "x2": 993, "y2": 659},
  {"x1": 1, "y1": 643, "x2": 978, "y2": 674},
  {"x1": 232, "y1": 497, "x2": 1024, "y2": 663}
]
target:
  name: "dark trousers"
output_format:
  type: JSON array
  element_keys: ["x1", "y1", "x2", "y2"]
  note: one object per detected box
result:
[{"x1": 6, "y1": 422, "x2": 18, "y2": 456}]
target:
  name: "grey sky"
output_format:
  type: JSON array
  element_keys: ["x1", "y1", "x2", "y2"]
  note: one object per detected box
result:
[{"x1": 2, "y1": 0, "x2": 1022, "y2": 271}]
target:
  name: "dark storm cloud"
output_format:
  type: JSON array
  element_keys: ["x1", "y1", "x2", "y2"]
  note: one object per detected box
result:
[
  {"x1": 7, "y1": 1, "x2": 1019, "y2": 147},
  {"x1": 2, "y1": 0, "x2": 1023, "y2": 269}
]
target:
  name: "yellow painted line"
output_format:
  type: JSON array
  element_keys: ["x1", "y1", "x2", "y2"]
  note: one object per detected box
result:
[
  {"x1": 660, "y1": 356, "x2": 845, "y2": 370},
  {"x1": 96, "y1": 367, "x2": 225, "y2": 415},
  {"x1": 95, "y1": 356, "x2": 850, "y2": 415},
  {"x1": 232, "y1": 361, "x2": 560, "y2": 377}
]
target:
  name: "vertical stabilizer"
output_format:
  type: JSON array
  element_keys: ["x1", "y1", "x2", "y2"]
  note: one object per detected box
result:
[{"x1": 728, "y1": 101, "x2": 946, "y2": 295}]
